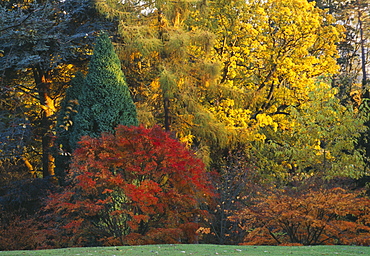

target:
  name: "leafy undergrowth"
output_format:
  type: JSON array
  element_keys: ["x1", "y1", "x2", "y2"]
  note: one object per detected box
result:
[{"x1": 1, "y1": 244, "x2": 370, "y2": 256}]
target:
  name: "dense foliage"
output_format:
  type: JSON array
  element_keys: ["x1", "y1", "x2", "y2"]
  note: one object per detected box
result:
[
  {"x1": 46, "y1": 125, "x2": 213, "y2": 246},
  {"x1": 1, "y1": 0, "x2": 370, "y2": 250},
  {"x1": 232, "y1": 182, "x2": 370, "y2": 245},
  {"x1": 55, "y1": 33, "x2": 138, "y2": 181},
  {"x1": 0, "y1": 0, "x2": 114, "y2": 178},
  {"x1": 66, "y1": 33, "x2": 138, "y2": 147}
]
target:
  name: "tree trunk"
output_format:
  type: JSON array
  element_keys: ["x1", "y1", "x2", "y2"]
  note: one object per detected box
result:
[
  {"x1": 164, "y1": 97, "x2": 171, "y2": 131},
  {"x1": 158, "y1": 8, "x2": 171, "y2": 131},
  {"x1": 33, "y1": 67, "x2": 56, "y2": 179},
  {"x1": 358, "y1": 7, "x2": 368, "y2": 88}
]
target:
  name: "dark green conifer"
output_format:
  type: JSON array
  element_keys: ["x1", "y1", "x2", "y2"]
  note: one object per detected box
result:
[
  {"x1": 55, "y1": 33, "x2": 138, "y2": 182},
  {"x1": 70, "y1": 32, "x2": 138, "y2": 148}
]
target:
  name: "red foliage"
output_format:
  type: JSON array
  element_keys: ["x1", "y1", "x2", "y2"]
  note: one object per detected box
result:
[
  {"x1": 46, "y1": 125, "x2": 214, "y2": 246},
  {"x1": 231, "y1": 186, "x2": 370, "y2": 246}
]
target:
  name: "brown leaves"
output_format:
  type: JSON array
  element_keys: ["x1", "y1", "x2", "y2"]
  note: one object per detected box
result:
[{"x1": 232, "y1": 186, "x2": 370, "y2": 245}]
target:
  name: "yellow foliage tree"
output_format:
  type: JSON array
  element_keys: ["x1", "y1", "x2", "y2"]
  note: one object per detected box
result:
[
  {"x1": 254, "y1": 82, "x2": 367, "y2": 181},
  {"x1": 188, "y1": 0, "x2": 367, "y2": 181},
  {"x1": 95, "y1": 0, "x2": 366, "y2": 180},
  {"x1": 195, "y1": 0, "x2": 343, "y2": 133},
  {"x1": 95, "y1": 0, "x2": 231, "y2": 165}
]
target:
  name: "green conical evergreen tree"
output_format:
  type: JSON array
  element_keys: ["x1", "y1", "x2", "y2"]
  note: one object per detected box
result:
[
  {"x1": 55, "y1": 33, "x2": 138, "y2": 182},
  {"x1": 70, "y1": 32, "x2": 138, "y2": 148}
]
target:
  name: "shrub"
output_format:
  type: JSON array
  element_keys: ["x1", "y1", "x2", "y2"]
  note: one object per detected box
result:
[
  {"x1": 231, "y1": 185, "x2": 370, "y2": 245},
  {"x1": 46, "y1": 125, "x2": 213, "y2": 246}
]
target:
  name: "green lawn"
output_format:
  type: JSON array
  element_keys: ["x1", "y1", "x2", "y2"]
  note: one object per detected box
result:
[{"x1": 1, "y1": 244, "x2": 370, "y2": 256}]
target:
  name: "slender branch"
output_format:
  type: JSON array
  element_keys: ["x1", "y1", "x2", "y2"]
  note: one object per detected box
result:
[{"x1": 0, "y1": 5, "x2": 47, "y2": 33}]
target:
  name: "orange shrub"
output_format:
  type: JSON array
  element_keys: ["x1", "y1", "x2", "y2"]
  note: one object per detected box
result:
[{"x1": 231, "y1": 186, "x2": 370, "y2": 245}]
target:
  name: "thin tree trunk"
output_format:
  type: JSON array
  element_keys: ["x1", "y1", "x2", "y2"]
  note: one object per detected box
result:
[
  {"x1": 164, "y1": 97, "x2": 171, "y2": 131},
  {"x1": 33, "y1": 67, "x2": 56, "y2": 179},
  {"x1": 158, "y1": 8, "x2": 171, "y2": 131},
  {"x1": 357, "y1": 1, "x2": 368, "y2": 89}
]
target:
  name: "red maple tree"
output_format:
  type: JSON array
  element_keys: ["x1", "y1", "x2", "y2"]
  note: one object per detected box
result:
[{"x1": 46, "y1": 125, "x2": 214, "y2": 246}]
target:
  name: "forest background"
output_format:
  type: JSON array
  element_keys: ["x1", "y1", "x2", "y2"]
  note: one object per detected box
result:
[{"x1": 1, "y1": 0, "x2": 370, "y2": 250}]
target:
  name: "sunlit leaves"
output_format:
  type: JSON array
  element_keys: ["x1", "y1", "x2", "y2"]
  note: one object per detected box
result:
[
  {"x1": 255, "y1": 82, "x2": 367, "y2": 181},
  {"x1": 195, "y1": 0, "x2": 343, "y2": 132}
]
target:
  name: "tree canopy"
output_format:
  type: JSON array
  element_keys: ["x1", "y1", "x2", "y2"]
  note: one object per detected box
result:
[
  {"x1": 1, "y1": 0, "x2": 370, "y2": 250},
  {"x1": 47, "y1": 125, "x2": 213, "y2": 246}
]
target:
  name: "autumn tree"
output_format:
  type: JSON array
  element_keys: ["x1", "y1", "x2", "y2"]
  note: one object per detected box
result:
[
  {"x1": 94, "y1": 0, "x2": 231, "y2": 166},
  {"x1": 253, "y1": 82, "x2": 367, "y2": 182},
  {"x1": 184, "y1": 0, "x2": 370, "y2": 241},
  {"x1": 205, "y1": 1, "x2": 367, "y2": 180},
  {"x1": 231, "y1": 183, "x2": 370, "y2": 245},
  {"x1": 46, "y1": 125, "x2": 213, "y2": 246},
  {"x1": 195, "y1": 0, "x2": 341, "y2": 129}
]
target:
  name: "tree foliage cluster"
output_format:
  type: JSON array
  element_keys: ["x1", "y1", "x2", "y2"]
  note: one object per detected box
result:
[
  {"x1": 231, "y1": 180, "x2": 370, "y2": 246},
  {"x1": 47, "y1": 124, "x2": 213, "y2": 246},
  {"x1": 1, "y1": 0, "x2": 370, "y2": 250}
]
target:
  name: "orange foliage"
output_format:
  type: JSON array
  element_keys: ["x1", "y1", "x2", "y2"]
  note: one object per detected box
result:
[
  {"x1": 231, "y1": 186, "x2": 370, "y2": 245},
  {"x1": 46, "y1": 125, "x2": 214, "y2": 246}
]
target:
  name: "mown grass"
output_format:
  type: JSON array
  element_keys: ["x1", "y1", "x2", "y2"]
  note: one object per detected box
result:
[{"x1": 1, "y1": 244, "x2": 370, "y2": 256}]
